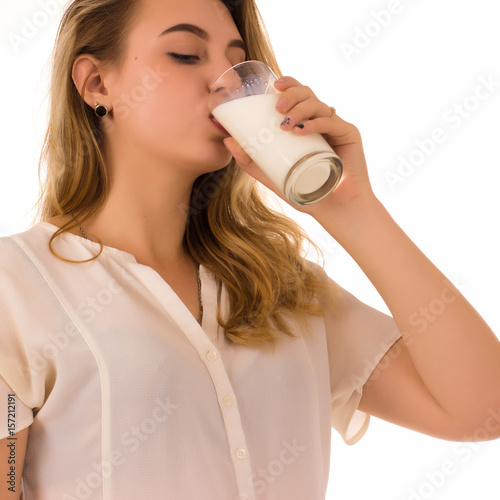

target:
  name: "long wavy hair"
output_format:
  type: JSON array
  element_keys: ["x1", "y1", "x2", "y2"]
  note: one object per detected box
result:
[{"x1": 36, "y1": 0, "x2": 338, "y2": 351}]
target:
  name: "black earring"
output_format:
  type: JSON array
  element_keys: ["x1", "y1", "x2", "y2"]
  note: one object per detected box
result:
[{"x1": 94, "y1": 102, "x2": 108, "y2": 118}]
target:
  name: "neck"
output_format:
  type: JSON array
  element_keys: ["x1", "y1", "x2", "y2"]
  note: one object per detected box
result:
[{"x1": 81, "y1": 161, "x2": 198, "y2": 271}]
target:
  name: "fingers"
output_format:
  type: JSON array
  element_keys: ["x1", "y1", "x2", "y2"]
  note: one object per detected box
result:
[
  {"x1": 273, "y1": 76, "x2": 303, "y2": 90},
  {"x1": 274, "y1": 80, "x2": 317, "y2": 112},
  {"x1": 277, "y1": 97, "x2": 327, "y2": 130},
  {"x1": 274, "y1": 83, "x2": 313, "y2": 112},
  {"x1": 274, "y1": 77, "x2": 334, "y2": 127},
  {"x1": 291, "y1": 115, "x2": 362, "y2": 147}
]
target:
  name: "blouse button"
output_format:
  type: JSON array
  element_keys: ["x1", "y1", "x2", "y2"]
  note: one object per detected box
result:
[
  {"x1": 236, "y1": 448, "x2": 247, "y2": 459},
  {"x1": 206, "y1": 350, "x2": 218, "y2": 361},
  {"x1": 222, "y1": 395, "x2": 234, "y2": 407}
]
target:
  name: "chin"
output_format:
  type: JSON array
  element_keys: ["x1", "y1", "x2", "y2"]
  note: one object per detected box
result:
[
  {"x1": 199, "y1": 143, "x2": 234, "y2": 171},
  {"x1": 164, "y1": 140, "x2": 233, "y2": 176}
]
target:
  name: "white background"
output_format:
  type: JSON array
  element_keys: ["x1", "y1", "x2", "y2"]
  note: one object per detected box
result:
[{"x1": 1, "y1": 1, "x2": 499, "y2": 499}]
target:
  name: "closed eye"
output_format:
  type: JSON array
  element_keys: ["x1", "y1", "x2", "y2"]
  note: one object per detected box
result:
[{"x1": 168, "y1": 53, "x2": 200, "y2": 64}]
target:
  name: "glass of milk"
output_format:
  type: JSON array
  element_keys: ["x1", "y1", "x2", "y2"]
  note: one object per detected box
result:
[{"x1": 208, "y1": 61, "x2": 343, "y2": 206}]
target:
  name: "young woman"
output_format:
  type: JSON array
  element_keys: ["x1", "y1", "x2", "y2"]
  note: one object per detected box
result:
[{"x1": 1, "y1": 0, "x2": 499, "y2": 498}]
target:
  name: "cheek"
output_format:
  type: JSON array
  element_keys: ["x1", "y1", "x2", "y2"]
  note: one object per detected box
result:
[
  {"x1": 112, "y1": 76, "x2": 198, "y2": 142},
  {"x1": 107, "y1": 62, "x2": 220, "y2": 165}
]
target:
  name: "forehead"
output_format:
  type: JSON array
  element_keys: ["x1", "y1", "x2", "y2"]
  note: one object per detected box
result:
[{"x1": 130, "y1": 0, "x2": 241, "y2": 41}]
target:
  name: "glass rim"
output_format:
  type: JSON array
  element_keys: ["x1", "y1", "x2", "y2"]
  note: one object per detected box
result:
[{"x1": 209, "y1": 59, "x2": 276, "y2": 94}]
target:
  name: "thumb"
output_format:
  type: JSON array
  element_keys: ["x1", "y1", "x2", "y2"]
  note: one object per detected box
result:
[
  {"x1": 223, "y1": 137, "x2": 284, "y2": 200},
  {"x1": 223, "y1": 137, "x2": 254, "y2": 167},
  {"x1": 223, "y1": 137, "x2": 267, "y2": 182}
]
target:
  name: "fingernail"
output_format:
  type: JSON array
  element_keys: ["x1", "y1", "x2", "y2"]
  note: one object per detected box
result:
[
  {"x1": 295, "y1": 123, "x2": 305, "y2": 129},
  {"x1": 281, "y1": 117, "x2": 291, "y2": 126}
]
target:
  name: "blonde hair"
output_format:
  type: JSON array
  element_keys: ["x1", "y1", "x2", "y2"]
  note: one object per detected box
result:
[{"x1": 36, "y1": 0, "x2": 338, "y2": 351}]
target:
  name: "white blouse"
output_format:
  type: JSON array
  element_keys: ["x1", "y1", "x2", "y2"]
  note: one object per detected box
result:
[{"x1": 0, "y1": 222, "x2": 401, "y2": 500}]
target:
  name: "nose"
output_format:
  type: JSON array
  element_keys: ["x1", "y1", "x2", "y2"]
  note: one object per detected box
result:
[
  {"x1": 208, "y1": 60, "x2": 236, "y2": 94},
  {"x1": 207, "y1": 59, "x2": 239, "y2": 113}
]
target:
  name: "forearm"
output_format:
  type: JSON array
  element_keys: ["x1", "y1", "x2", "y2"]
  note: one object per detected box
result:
[{"x1": 316, "y1": 195, "x2": 500, "y2": 424}]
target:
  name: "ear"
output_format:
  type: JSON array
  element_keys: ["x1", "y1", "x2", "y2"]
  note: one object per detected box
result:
[{"x1": 72, "y1": 55, "x2": 110, "y2": 110}]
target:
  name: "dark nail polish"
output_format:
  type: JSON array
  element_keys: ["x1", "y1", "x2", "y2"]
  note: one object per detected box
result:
[
  {"x1": 281, "y1": 117, "x2": 291, "y2": 126},
  {"x1": 295, "y1": 123, "x2": 305, "y2": 129}
]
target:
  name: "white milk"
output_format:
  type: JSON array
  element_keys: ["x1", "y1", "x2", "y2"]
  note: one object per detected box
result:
[{"x1": 212, "y1": 93, "x2": 336, "y2": 195}]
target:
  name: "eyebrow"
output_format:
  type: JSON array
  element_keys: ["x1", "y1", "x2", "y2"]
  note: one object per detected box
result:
[{"x1": 159, "y1": 23, "x2": 247, "y2": 53}]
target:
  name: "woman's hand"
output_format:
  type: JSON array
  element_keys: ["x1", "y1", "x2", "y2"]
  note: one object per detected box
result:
[
  {"x1": 227, "y1": 76, "x2": 500, "y2": 445},
  {"x1": 222, "y1": 76, "x2": 376, "y2": 221}
]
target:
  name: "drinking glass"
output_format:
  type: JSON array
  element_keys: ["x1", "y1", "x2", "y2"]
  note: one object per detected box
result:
[{"x1": 208, "y1": 61, "x2": 343, "y2": 205}]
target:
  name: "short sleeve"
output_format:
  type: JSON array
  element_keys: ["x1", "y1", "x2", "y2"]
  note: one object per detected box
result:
[
  {"x1": 313, "y1": 265, "x2": 402, "y2": 445},
  {"x1": 0, "y1": 377, "x2": 34, "y2": 439},
  {"x1": 0, "y1": 237, "x2": 49, "y2": 439},
  {"x1": 0, "y1": 289, "x2": 36, "y2": 439}
]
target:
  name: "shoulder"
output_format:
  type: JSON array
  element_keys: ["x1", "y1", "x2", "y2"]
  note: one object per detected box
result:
[
  {"x1": 0, "y1": 222, "x2": 49, "y2": 260},
  {"x1": 302, "y1": 258, "x2": 336, "y2": 289},
  {"x1": 0, "y1": 223, "x2": 57, "y2": 284},
  {"x1": 302, "y1": 258, "x2": 345, "y2": 307}
]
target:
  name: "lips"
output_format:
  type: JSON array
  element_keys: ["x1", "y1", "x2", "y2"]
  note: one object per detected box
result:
[{"x1": 209, "y1": 115, "x2": 230, "y2": 136}]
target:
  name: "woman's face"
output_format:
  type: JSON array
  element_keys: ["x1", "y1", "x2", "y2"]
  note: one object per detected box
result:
[{"x1": 102, "y1": 0, "x2": 247, "y2": 177}]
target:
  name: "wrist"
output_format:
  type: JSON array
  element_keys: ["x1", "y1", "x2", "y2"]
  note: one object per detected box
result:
[
  {"x1": 313, "y1": 193, "x2": 386, "y2": 239},
  {"x1": 313, "y1": 193, "x2": 385, "y2": 227}
]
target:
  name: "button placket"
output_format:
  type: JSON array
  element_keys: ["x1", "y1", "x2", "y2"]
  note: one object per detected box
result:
[
  {"x1": 198, "y1": 344, "x2": 255, "y2": 499},
  {"x1": 129, "y1": 262, "x2": 256, "y2": 499},
  {"x1": 206, "y1": 349, "x2": 218, "y2": 361},
  {"x1": 222, "y1": 395, "x2": 234, "y2": 407}
]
